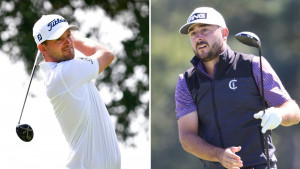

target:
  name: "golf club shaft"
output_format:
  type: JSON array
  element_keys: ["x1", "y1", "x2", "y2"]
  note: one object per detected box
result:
[
  {"x1": 235, "y1": 32, "x2": 270, "y2": 169},
  {"x1": 259, "y1": 47, "x2": 270, "y2": 169},
  {"x1": 18, "y1": 51, "x2": 40, "y2": 124}
]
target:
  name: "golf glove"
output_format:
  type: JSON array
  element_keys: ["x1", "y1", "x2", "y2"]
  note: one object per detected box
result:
[{"x1": 254, "y1": 107, "x2": 282, "y2": 133}]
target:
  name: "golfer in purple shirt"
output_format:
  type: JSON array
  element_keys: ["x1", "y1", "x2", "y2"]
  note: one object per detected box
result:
[{"x1": 175, "y1": 7, "x2": 300, "y2": 169}]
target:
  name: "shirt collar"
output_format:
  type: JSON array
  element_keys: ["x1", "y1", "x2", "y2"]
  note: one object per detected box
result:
[{"x1": 39, "y1": 61, "x2": 58, "y2": 72}]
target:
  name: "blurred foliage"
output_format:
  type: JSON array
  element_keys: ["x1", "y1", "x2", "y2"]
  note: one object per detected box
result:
[
  {"x1": 0, "y1": 0, "x2": 149, "y2": 145},
  {"x1": 152, "y1": 0, "x2": 300, "y2": 168}
]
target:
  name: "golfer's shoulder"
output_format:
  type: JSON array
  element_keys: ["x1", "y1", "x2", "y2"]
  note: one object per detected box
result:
[
  {"x1": 57, "y1": 58, "x2": 99, "y2": 84},
  {"x1": 177, "y1": 67, "x2": 192, "y2": 84},
  {"x1": 234, "y1": 50, "x2": 256, "y2": 62},
  {"x1": 59, "y1": 58, "x2": 95, "y2": 70},
  {"x1": 176, "y1": 71, "x2": 190, "y2": 94},
  {"x1": 56, "y1": 59, "x2": 80, "y2": 79}
]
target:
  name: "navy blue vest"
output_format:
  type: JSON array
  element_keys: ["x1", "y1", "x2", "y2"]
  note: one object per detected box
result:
[{"x1": 184, "y1": 48, "x2": 276, "y2": 169}]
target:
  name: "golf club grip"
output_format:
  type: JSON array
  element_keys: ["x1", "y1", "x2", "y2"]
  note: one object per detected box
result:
[
  {"x1": 265, "y1": 132, "x2": 270, "y2": 168},
  {"x1": 18, "y1": 51, "x2": 40, "y2": 124}
]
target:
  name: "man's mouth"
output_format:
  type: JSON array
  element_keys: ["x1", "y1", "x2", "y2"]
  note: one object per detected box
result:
[
  {"x1": 196, "y1": 42, "x2": 208, "y2": 50},
  {"x1": 198, "y1": 44, "x2": 207, "y2": 49},
  {"x1": 63, "y1": 46, "x2": 73, "y2": 52}
]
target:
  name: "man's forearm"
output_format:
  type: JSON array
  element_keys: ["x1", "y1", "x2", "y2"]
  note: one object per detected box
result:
[
  {"x1": 180, "y1": 132, "x2": 243, "y2": 168},
  {"x1": 180, "y1": 132, "x2": 222, "y2": 162},
  {"x1": 279, "y1": 100, "x2": 300, "y2": 126}
]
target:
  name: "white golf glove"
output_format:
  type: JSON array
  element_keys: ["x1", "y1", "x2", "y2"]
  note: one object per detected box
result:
[{"x1": 253, "y1": 107, "x2": 282, "y2": 133}]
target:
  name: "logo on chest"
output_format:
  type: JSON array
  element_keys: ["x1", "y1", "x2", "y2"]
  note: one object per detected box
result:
[{"x1": 229, "y1": 79, "x2": 237, "y2": 90}]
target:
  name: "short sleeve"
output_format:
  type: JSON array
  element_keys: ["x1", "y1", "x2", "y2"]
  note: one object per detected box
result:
[
  {"x1": 252, "y1": 56, "x2": 291, "y2": 107},
  {"x1": 60, "y1": 57, "x2": 99, "y2": 87},
  {"x1": 175, "y1": 74, "x2": 197, "y2": 120}
]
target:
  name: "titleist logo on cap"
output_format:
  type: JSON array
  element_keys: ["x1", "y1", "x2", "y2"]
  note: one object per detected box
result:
[
  {"x1": 47, "y1": 18, "x2": 67, "y2": 31},
  {"x1": 188, "y1": 13, "x2": 207, "y2": 23}
]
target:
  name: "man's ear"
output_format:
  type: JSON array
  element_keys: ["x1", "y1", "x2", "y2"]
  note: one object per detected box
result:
[
  {"x1": 37, "y1": 44, "x2": 46, "y2": 53},
  {"x1": 221, "y1": 28, "x2": 229, "y2": 41}
]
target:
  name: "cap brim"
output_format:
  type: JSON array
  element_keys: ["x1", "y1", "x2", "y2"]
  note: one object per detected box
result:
[
  {"x1": 179, "y1": 23, "x2": 195, "y2": 34},
  {"x1": 48, "y1": 25, "x2": 79, "y2": 40}
]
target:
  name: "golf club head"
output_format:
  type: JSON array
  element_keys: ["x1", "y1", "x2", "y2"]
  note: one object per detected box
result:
[
  {"x1": 235, "y1": 31, "x2": 261, "y2": 48},
  {"x1": 16, "y1": 124, "x2": 34, "y2": 142}
]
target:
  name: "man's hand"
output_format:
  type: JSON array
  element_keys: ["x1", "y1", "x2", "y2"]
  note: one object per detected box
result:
[
  {"x1": 218, "y1": 146, "x2": 243, "y2": 169},
  {"x1": 254, "y1": 107, "x2": 282, "y2": 133}
]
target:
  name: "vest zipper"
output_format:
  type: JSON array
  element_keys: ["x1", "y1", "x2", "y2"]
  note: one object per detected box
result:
[{"x1": 211, "y1": 81, "x2": 225, "y2": 148}]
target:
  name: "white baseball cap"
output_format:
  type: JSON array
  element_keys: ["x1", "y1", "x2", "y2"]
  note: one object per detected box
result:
[
  {"x1": 179, "y1": 7, "x2": 227, "y2": 34},
  {"x1": 33, "y1": 14, "x2": 79, "y2": 45}
]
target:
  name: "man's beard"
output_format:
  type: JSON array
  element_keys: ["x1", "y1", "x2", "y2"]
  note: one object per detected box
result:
[
  {"x1": 49, "y1": 53, "x2": 74, "y2": 63},
  {"x1": 51, "y1": 46, "x2": 75, "y2": 62},
  {"x1": 194, "y1": 40, "x2": 223, "y2": 62}
]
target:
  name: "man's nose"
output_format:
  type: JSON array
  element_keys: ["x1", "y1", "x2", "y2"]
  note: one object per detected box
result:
[
  {"x1": 65, "y1": 37, "x2": 72, "y2": 45},
  {"x1": 194, "y1": 31, "x2": 204, "y2": 41},
  {"x1": 67, "y1": 38, "x2": 72, "y2": 44}
]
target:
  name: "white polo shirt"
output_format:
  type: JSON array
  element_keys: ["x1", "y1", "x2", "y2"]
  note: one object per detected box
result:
[{"x1": 39, "y1": 57, "x2": 121, "y2": 169}]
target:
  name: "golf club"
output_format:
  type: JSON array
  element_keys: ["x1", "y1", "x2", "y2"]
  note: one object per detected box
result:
[
  {"x1": 235, "y1": 31, "x2": 270, "y2": 169},
  {"x1": 16, "y1": 50, "x2": 40, "y2": 142}
]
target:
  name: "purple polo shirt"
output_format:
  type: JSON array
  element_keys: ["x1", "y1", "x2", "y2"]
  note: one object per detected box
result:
[{"x1": 175, "y1": 55, "x2": 291, "y2": 120}]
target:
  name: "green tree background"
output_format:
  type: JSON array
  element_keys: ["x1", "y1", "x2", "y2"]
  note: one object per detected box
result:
[
  {"x1": 0, "y1": 0, "x2": 149, "y2": 144},
  {"x1": 152, "y1": 0, "x2": 300, "y2": 168}
]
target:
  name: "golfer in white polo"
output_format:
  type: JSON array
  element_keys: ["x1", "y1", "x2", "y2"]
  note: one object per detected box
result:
[{"x1": 33, "y1": 14, "x2": 121, "y2": 169}]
